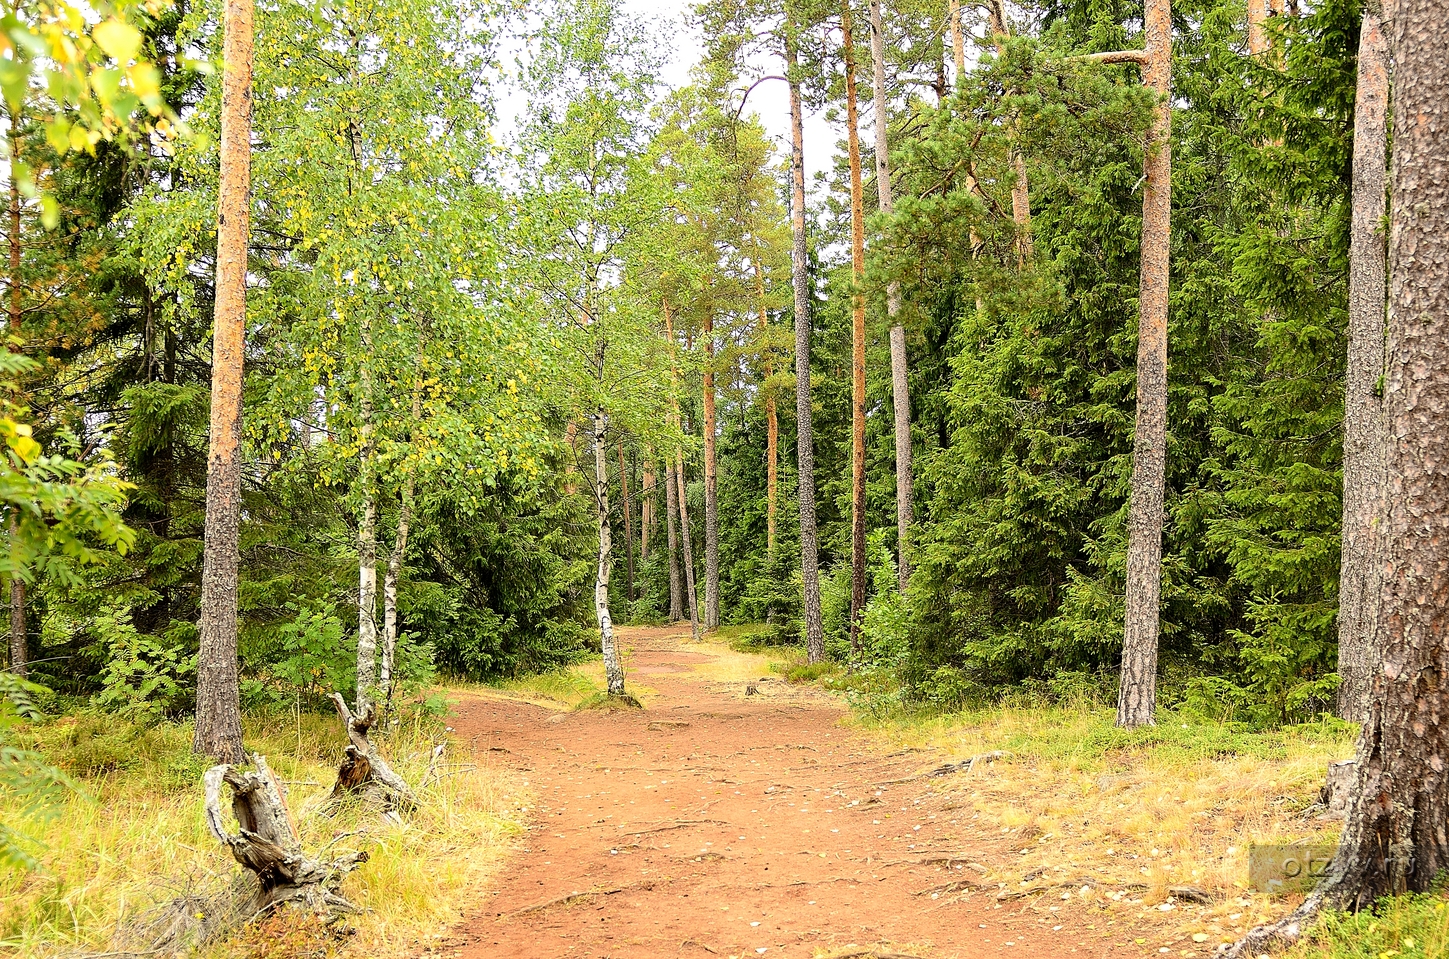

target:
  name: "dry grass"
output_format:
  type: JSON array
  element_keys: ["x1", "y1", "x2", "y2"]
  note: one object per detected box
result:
[
  {"x1": 852, "y1": 704, "x2": 1357, "y2": 955},
  {"x1": 0, "y1": 695, "x2": 529, "y2": 958}
]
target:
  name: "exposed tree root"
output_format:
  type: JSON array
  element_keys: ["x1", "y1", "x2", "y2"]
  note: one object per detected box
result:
[
  {"x1": 500, "y1": 880, "x2": 658, "y2": 918},
  {"x1": 620, "y1": 818, "x2": 727, "y2": 836}
]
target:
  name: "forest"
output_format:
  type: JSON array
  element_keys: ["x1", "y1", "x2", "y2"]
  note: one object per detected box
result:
[{"x1": 3, "y1": 0, "x2": 1449, "y2": 954}]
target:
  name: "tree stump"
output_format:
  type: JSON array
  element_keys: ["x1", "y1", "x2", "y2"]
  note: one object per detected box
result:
[
  {"x1": 326, "y1": 692, "x2": 417, "y2": 813},
  {"x1": 204, "y1": 754, "x2": 368, "y2": 915}
]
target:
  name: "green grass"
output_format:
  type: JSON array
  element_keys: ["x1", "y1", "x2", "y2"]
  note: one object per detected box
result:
[
  {"x1": 0, "y1": 694, "x2": 528, "y2": 958},
  {"x1": 1293, "y1": 893, "x2": 1449, "y2": 959}
]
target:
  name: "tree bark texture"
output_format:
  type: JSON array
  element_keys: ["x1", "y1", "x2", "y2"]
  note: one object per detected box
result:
[
  {"x1": 703, "y1": 311, "x2": 720, "y2": 629},
  {"x1": 1336, "y1": 1, "x2": 1389, "y2": 724},
  {"x1": 1116, "y1": 0, "x2": 1172, "y2": 730},
  {"x1": 327, "y1": 693, "x2": 417, "y2": 812},
  {"x1": 591, "y1": 412, "x2": 625, "y2": 697},
  {"x1": 194, "y1": 0, "x2": 253, "y2": 763},
  {"x1": 786, "y1": 26, "x2": 825, "y2": 664},
  {"x1": 665, "y1": 460, "x2": 683, "y2": 620},
  {"x1": 870, "y1": 0, "x2": 914, "y2": 592},
  {"x1": 985, "y1": 1, "x2": 1033, "y2": 264},
  {"x1": 1228, "y1": 7, "x2": 1449, "y2": 948},
  {"x1": 380, "y1": 354, "x2": 423, "y2": 708},
  {"x1": 948, "y1": 0, "x2": 966, "y2": 76},
  {"x1": 842, "y1": 0, "x2": 868, "y2": 654},
  {"x1": 642, "y1": 460, "x2": 655, "y2": 564},
  {"x1": 675, "y1": 450, "x2": 701, "y2": 642},
  {"x1": 355, "y1": 317, "x2": 378, "y2": 713},
  {"x1": 1247, "y1": 0, "x2": 1271, "y2": 55}
]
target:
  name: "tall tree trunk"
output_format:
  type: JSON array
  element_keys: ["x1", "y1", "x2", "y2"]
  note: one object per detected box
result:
[
  {"x1": 986, "y1": 0, "x2": 1033, "y2": 263},
  {"x1": 1336, "y1": 0, "x2": 1389, "y2": 725},
  {"x1": 870, "y1": 0, "x2": 914, "y2": 592},
  {"x1": 355, "y1": 316, "x2": 378, "y2": 712},
  {"x1": 7, "y1": 109, "x2": 23, "y2": 678},
  {"x1": 786, "y1": 22, "x2": 825, "y2": 664},
  {"x1": 381, "y1": 342, "x2": 425, "y2": 708},
  {"x1": 592, "y1": 411, "x2": 625, "y2": 696},
  {"x1": 618, "y1": 438, "x2": 635, "y2": 607},
  {"x1": 948, "y1": 0, "x2": 965, "y2": 76},
  {"x1": 642, "y1": 459, "x2": 654, "y2": 564},
  {"x1": 194, "y1": 0, "x2": 253, "y2": 763},
  {"x1": 665, "y1": 459, "x2": 683, "y2": 620},
  {"x1": 1247, "y1": 0, "x2": 1270, "y2": 55},
  {"x1": 675, "y1": 451, "x2": 701, "y2": 642},
  {"x1": 757, "y1": 261, "x2": 778, "y2": 558},
  {"x1": 1115, "y1": 0, "x2": 1173, "y2": 730},
  {"x1": 842, "y1": 0, "x2": 868, "y2": 654},
  {"x1": 1228, "y1": 6, "x2": 1449, "y2": 949},
  {"x1": 703, "y1": 312, "x2": 720, "y2": 629}
]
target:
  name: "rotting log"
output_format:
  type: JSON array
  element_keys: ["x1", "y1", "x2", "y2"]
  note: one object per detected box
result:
[{"x1": 327, "y1": 692, "x2": 417, "y2": 813}]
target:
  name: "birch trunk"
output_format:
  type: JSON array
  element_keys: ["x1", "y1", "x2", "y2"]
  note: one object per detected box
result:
[
  {"x1": 870, "y1": 0, "x2": 913, "y2": 591},
  {"x1": 592, "y1": 411, "x2": 625, "y2": 696},
  {"x1": 842, "y1": 0, "x2": 868, "y2": 654},
  {"x1": 786, "y1": 23, "x2": 825, "y2": 664},
  {"x1": 703, "y1": 312, "x2": 720, "y2": 629},
  {"x1": 675, "y1": 451, "x2": 701, "y2": 642},
  {"x1": 1116, "y1": 0, "x2": 1172, "y2": 730},
  {"x1": 194, "y1": 0, "x2": 253, "y2": 762},
  {"x1": 381, "y1": 350, "x2": 424, "y2": 707},
  {"x1": 1336, "y1": 0, "x2": 1389, "y2": 724},
  {"x1": 665, "y1": 460, "x2": 683, "y2": 620},
  {"x1": 355, "y1": 316, "x2": 378, "y2": 713},
  {"x1": 1228, "y1": 6, "x2": 1449, "y2": 947}
]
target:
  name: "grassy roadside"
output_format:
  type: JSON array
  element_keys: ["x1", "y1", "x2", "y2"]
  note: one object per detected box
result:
[{"x1": 0, "y1": 696, "x2": 529, "y2": 958}]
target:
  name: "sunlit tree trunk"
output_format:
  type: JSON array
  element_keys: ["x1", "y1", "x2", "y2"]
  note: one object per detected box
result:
[
  {"x1": 194, "y1": 0, "x2": 253, "y2": 763},
  {"x1": 1114, "y1": 0, "x2": 1173, "y2": 729},
  {"x1": 592, "y1": 410, "x2": 625, "y2": 696},
  {"x1": 703, "y1": 310, "x2": 720, "y2": 629},
  {"x1": 355, "y1": 314, "x2": 378, "y2": 712},
  {"x1": 1228, "y1": 5, "x2": 1449, "y2": 949},
  {"x1": 7, "y1": 109, "x2": 23, "y2": 678},
  {"x1": 675, "y1": 450, "x2": 701, "y2": 641},
  {"x1": 947, "y1": 0, "x2": 965, "y2": 76},
  {"x1": 842, "y1": 0, "x2": 868, "y2": 653},
  {"x1": 870, "y1": 0, "x2": 913, "y2": 591},
  {"x1": 1247, "y1": 0, "x2": 1270, "y2": 55},
  {"x1": 642, "y1": 458, "x2": 655, "y2": 564},
  {"x1": 786, "y1": 17, "x2": 824, "y2": 663},
  {"x1": 986, "y1": 0, "x2": 1033, "y2": 263},
  {"x1": 1336, "y1": 0, "x2": 1389, "y2": 724}
]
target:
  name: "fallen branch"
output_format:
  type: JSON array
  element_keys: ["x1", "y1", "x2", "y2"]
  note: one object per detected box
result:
[{"x1": 876, "y1": 751, "x2": 1010, "y2": 785}]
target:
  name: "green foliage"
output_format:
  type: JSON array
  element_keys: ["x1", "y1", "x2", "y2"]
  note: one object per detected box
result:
[
  {"x1": 0, "y1": 674, "x2": 76, "y2": 872},
  {"x1": 90, "y1": 610, "x2": 195, "y2": 723}
]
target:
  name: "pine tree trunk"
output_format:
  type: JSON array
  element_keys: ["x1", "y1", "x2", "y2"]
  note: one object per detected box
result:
[
  {"x1": 618, "y1": 439, "x2": 635, "y2": 607},
  {"x1": 986, "y1": 1, "x2": 1033, "y2": 263},
  {"x1": 592, "y1": 411, "x2": 625, "y2": 696},
  {"x1": 1116, "y1": 0, "x2": 1172, "y2": 730},
  {"x1": 1228, "y1": 11, "x2": 1449, "y2": 948},
  {"x1": 7, "y1": 111, "x2": 23, "y2": 679},
  {"x1": 355, "y1": 317, "x2": 378, "y2": 713},
  {"x1": 703, "y1": 312, "x2": 720, "y2": 629},
  {"x1": 842, "y1": 0, "x2": 868, "y2": 654},
  {"x1": 1247, "y1": 0, "x2": 1271, "y2": 55},
  {"x1": 870, "y1": 0, "x2": 914, "y2": 592},
  {"x1": 665, "y1": 460, "x2": 683, "y2": 620},
  {"x1": 642, "y1": 460, "x2": 654, "y2": 564},
  {"x1": 675, "y1": 451, "x2": 701, "y2": 642},
  {"x1": 1336, "y1": 0, "x2": 1389, "y2": 725},
  {"x1": 194, "y1": 0, "x2": 253, "y2": 763},
  {"x1": 786, "y1": 23, "x2": 825, "y2": 664},
  {"x1": 757, "y1": 261, "x2": 778, "y2": 558},
  {"x1": 948, "y1": 0, "x2": 965, "y2": 76}
]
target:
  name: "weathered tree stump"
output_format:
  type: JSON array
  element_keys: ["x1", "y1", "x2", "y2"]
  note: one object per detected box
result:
[
  {"x1": 204, "y1": 754, "x2": 368, "y2": 915},
  {"x1": 326, "y1": 692, "x2": 417, "y2": 813}
]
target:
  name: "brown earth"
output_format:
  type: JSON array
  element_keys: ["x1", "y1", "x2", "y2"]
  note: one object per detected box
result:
[{"x1": 441, "y1": 626, "x2": 1157, "y2": 959}]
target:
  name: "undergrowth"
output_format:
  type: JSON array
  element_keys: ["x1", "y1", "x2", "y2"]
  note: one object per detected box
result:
[{"x1": 0, "y1": 695, "x2": 528, "y2": 958}]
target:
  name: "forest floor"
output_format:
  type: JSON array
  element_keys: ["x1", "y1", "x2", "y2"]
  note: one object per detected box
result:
[{"x1": 438, "y1": 625, "x2": 1210, "y2": 959}]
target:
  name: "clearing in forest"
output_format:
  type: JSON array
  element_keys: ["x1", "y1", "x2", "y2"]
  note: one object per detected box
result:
[{"x1": 444, "y1": 626, "x2": 1153, "y2": 959}]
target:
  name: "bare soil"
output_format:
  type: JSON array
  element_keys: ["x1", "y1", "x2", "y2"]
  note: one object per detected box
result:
[{"x1": 441, "y1": 626, "x2": 1157, "y2": 959}]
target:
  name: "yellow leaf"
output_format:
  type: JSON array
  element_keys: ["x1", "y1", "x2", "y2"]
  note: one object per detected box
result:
[{"x1": 93, "y1": 18, "x2": 143, "y2": 62}]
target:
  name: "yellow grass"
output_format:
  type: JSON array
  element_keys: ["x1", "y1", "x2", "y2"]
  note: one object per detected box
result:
[
  {"x1": 852, "y1": 703, "x2": 1357, "y2": 954},
  {"x1": 0, "y1": 695, "x2": 529, "y2": 958}
]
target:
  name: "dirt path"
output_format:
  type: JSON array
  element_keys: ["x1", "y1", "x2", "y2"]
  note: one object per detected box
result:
[{"x1": 443, "y1": 626, "x2": 1146, "y2": 959}]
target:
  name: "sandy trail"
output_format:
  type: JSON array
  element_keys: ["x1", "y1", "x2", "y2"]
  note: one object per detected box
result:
[{"x1": 443, "y1": 626, "x2": 1144, "y2": 959}]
